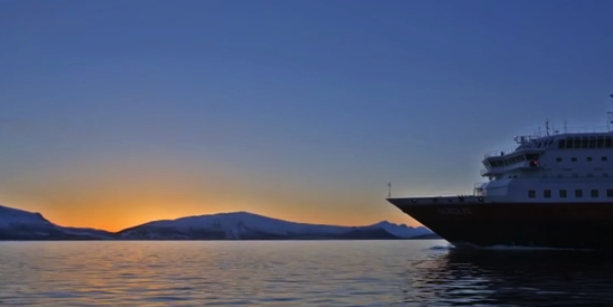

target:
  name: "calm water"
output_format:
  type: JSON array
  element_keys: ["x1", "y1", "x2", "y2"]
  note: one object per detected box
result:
[{"x1": 1, "y1": 240, "x2": 613, "y2": 306}]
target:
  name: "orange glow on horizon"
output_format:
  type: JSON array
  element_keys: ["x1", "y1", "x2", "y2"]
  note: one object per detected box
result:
[
  {"x1": 0, "y1": 157, "x2": 422, "y2": 232},
  {"x1": 33, "y1": 200, "x2": 420, "y2": 233},
  {"x1": 3, "y1": 194, "x2": 421, "y2": 233}
]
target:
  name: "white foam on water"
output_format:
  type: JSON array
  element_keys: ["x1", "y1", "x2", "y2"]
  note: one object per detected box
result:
[{"x1": 427, "y1": 245, "x2": 452, "y2": 251}]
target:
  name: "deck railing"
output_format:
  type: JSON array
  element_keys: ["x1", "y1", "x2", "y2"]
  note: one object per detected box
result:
[
  {"x1": 473, "y1": 182, "x2": 487, "y2": 196},
  {"x1": 484, "y1": 147, "x2": 518, "y2": 158},
  {"x1": 483, "y1": 125, "x2": 613, "y2": 159},
  {"x1": 556, "y1": 125, "x2": 612, "y2": 134}
]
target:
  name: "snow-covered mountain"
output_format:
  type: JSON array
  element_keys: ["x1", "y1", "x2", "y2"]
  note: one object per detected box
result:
[
  {"x1": 364, "y1": 221, "x2": 433, "y2": 238},
  {"x1": 117, "y1": 211, "x2": 433, "y2": 240},
  {"x1": 0, "y1": 204, "x2": 114, "y2": 240},
  {"x1": 0, "y1": 204, "x2": 435, "y2": 240}
]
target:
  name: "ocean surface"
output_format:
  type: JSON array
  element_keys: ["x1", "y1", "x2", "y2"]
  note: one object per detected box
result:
[{"x1": 1, "y1": 239, "x2": 613, "y2": 306}]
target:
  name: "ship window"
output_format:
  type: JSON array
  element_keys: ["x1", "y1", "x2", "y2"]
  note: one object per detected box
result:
[
  {"x1": 582, "y1": 137, "x2": 588, "y2": 148},
  {"x1": 544, "y1": 190, "x2": 551, "y2": 198},
  {"x1": 587, "y1": 157, "x2": 593, "y2": 162},
  {"x1": 607, "y1": 137, "x2": 612, "y2": 148},
  {"x1": 558, "y1": 140, "x2": 566, "y2": 149},
  {"x1": 603, "y1": 157, "x2": 608, "y2": 161},
  {"x1": 589, "y1": 137, "x2": 597, "y2": 148},
  {"x1": 604, "y1": 173, "x2": 609, "y2": 177},
  {"x1": 607, "y1": 189, "x2": 613, "y2": 197},
  {"x1": 566, "y1": 138, "x2": 574, "y2": 148},
  {"x1": 571, "y1": 157, "x2": 577, "y2": 162},
  {"x1": 557, "y1": 174, "x2": 563, "y2": 178},
  {"x1": 575, "y1": 189, "x2": 583, "y2": 198},
  {"x1": 591, "y1": 189, "x2": 599, "y2": 198},
  {"x1": 598, "y1": 136, "x2": 605, "y2": 148},
  {"x1": 559, "y1": 189, "x2": 567, "y2": 198},
  {"x1": 588, "y1": 173, "x2": 594, "y2": 177},
  {"x1": 556, "y1": 157, "x2": 562, "y2": 162},
  {"x1": 528, "y1": 190, "x2": 536, "y2": 198}
]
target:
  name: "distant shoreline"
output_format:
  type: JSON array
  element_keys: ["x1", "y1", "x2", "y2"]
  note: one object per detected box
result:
[
  {"x1": 0, "y1": 205, "x2": 438, "y2": 241},
  {"x1": 0, "y1": 237, "x2": 443, "y2": 242}
]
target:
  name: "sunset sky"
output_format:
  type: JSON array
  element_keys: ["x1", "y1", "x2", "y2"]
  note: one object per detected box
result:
[{"x1": 2, "y1": 0, "x2": 613, "y2": 231}]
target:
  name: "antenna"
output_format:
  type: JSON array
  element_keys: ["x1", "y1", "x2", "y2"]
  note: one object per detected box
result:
[
  {"x1": 387, "y1": 182, "x2": 392, "y2": 198},
  {"x1": 546, "y1": 120, "x2": 550, "y2": 136}
]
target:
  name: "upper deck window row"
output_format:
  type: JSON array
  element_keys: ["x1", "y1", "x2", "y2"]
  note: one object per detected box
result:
[
  {"x1": 558, "y1": 136, "x2": 613, "y2": 149},
  {"x1": 488, "y1": 153, "x2": 539, "y2": 167}
]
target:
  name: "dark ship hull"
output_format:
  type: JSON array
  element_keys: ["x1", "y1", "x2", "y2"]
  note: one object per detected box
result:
[{"x1": 387, "y1": 198, "x2": 613, "y2": 251}]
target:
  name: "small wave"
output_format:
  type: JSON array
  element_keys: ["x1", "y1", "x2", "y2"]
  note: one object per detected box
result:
[
  {"x1": 427, "y1": 245, "x2": 453, "y2": 251},
  {"x1": 491, "y1": 246, "x2": 591, "y2": 252},
  {"x1": 452, "y1": 242, "x2": 593, "y2": 252}
]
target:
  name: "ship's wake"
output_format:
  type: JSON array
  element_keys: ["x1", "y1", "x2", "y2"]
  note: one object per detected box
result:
[
  {"x1": 450, "y1": 242, "x2": 594, "y2": 252},
  {"x1": 427, "y1": 244, "x2": 453, "y2": 251}
]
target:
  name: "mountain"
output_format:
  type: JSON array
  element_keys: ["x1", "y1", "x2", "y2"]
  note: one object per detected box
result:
[
  {"x1": 0, "y1": 204, "x2": 114, "y2": 240},
  {"x1": 0, "y1": 204, "x2": 435, "y2": 240},
  {"x1": 117, "y1": 211, "x2": 433, "y2": 240}
]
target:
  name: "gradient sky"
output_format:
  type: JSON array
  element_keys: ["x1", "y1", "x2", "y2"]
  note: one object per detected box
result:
[{"x1": 2, "y1": 0, "x2": 613, "y2": 231}]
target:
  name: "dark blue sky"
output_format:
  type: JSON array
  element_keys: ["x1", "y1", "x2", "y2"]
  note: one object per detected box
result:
[{"x1": 1, "y1": 0, "x2": 613, "y2": 229}]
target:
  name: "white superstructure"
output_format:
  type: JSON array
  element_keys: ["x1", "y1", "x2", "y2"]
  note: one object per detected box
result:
[
  {"x1": 478, "y1": 126, "x2": 613, "y2": 203},
  {"x1": 388, "y1": 95, "x2": 613, "y2": 205},
  {"x1": 477, "y1": 95, "x2": 613, "y2": 204}
]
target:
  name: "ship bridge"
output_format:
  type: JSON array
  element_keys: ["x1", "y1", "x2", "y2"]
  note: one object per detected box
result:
[
  {"x1": 481, "y1": 127, "x2": 613, "y2": 178},
  {"x1": 481, "y1": 148, "x2": 545, "y2": 177}
]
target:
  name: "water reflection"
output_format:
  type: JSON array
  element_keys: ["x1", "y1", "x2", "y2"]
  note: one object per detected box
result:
[
  {"x1": 5, "y1": 241, "x2": 613, "y2": 306},
  {"x1": 410, "y1": 248, "x2": 613, "y2": 306}
]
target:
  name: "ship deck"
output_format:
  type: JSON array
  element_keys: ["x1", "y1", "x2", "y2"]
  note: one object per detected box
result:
[{"x1": 386, "y1": 195, "x2": 488, "y2": 205}]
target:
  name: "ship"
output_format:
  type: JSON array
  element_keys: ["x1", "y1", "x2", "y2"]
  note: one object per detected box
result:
[{"x1": 386, "y1": 95, "x2": 613, "y2": 251}]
